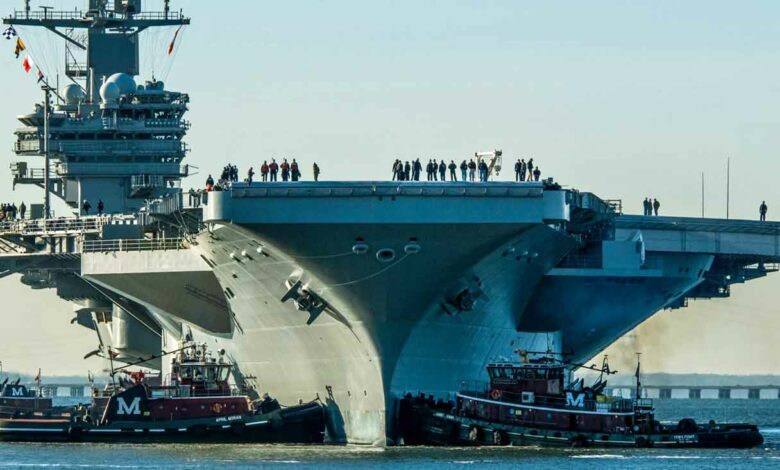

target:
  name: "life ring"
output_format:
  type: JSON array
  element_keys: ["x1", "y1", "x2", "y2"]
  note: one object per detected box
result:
[
  {"x1": 211, "y1": 403, "x2": 224, "y2": 414},
  {"x1": 490, "y1": 389, "x2": 502, "y2": 400}
]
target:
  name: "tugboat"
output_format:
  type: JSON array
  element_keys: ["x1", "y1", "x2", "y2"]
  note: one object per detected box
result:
[
  {"x1": 0, "y1": 373, "x2": 55, "y2": 418},
  {"x1": 399, "y1": 351, "x2": 764, "y2": 448},
  {"x1": 0, "y1": 343, "x2": 326, "y2": 443}
]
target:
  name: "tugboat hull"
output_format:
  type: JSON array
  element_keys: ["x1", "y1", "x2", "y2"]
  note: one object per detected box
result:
[
  {"x1": 399, "y1": 396, "x2": 764, "y2": 449},
  {"x1": 0, "y1": 401, "x2": 326, "y2": 444}
]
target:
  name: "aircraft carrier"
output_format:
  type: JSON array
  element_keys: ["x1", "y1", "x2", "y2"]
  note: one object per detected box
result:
[{"x1": 2, "y1": 0, "x2": 779, "y2": 445}]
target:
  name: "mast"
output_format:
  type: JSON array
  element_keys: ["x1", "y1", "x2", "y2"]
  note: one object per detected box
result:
[
  {"x1": 4, "y1": 1, "x2": 192, "y2": 215},
  {"x1": 42, "y1": 85, "x2": 50, "y2": 219},
  {"x1": 726, "y1": 157, "x2": 731, "y2": 219},
  {"x1": 634, "y1": 353, "x2": 642, "y2": 400}
]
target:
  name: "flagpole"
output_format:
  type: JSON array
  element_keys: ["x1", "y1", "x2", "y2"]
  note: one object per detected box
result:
[
  {"x1": 108, "y1": 349, "x2": 117, "y2": 390},
  {"x1": 635, "y1": 353, "x2": 642, "y2": 400},
  {"x1": 34, "y1": 368, "x2": 41, "y2": 410}
]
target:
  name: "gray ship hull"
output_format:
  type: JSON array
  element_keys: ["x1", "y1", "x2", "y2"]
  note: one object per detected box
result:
[
  {"x1": 194, "y1": 182, "x2": 575, "y2": 444},
  {"x1": 196, "y1": 220, "x2": 573, "y2": 444}
]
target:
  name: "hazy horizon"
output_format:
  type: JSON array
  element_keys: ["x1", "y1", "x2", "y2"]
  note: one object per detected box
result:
[{"x1": 0, "y1": 0, "x2": 778, "y2": 375}]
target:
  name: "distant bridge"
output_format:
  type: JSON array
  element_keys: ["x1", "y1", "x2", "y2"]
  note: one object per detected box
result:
[{"x1": 21, "y1": 383, "x2": 95, "y2": 399}]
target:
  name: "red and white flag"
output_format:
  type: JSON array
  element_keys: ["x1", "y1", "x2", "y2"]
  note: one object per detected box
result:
[
  {"x1": 167, "y1": 25, "x2": 183, "y2": 55},
  {"x1": 22, "y1": 55, "x2": 33, "y2": 73}
]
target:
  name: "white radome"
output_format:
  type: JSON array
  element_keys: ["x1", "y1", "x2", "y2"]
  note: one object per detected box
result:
[
  {"x1": 99, "y1": 81, "x2": 121, "y2": 104},
  {"x1": 61, "y1": 84, "x2": 85, "y2": 105},
  {"x1": 106, "y1": 72, "x2": 137, "y2": 95}
]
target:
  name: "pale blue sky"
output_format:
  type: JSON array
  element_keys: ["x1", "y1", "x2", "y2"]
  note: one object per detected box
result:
[{"x1": 0, "y1": 0, "x2": 778, "y2": 374}]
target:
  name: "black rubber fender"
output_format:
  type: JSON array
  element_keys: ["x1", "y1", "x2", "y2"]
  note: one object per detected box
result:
[
  {"x1": 468, "y1": 425, "x2": 483, "y2": 443},
  {"x1": 492, "y1": 429, "x2": 508, "y2": 446}
]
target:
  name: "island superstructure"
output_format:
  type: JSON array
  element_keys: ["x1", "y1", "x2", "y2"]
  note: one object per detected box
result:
[{"x1": 3, "y1": 0, "x2": 779, "y2": 446}]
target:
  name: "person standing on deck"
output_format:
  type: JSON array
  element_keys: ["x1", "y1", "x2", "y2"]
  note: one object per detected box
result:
[
  {"x1": 313, "y1": 162, "x2": 320, "y2": 182},
  {"x1": 291, "y1": 159, "x2": 300, "y2": 181},
  {"x1": 760, "y1": 201, "x2": 768, "y2": 221},
  {"x1": 261, "y1": 161, "x2": 269, "y2": 182}
]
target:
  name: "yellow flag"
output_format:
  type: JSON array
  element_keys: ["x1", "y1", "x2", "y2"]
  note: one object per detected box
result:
[{"x1": 14, "y1": 37, "x2": 25, "y2": 58}]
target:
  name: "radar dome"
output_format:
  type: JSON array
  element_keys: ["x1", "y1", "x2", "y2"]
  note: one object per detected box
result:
[
  {"x1": 106, "y1": 73, "x2": 137, "y2": 95},
  {"x1": 61, "y1": 84, "x2": 85, "y2": 105},
  {"x1": 99, "y1": 81, "x2": 121, "y2": 104}
]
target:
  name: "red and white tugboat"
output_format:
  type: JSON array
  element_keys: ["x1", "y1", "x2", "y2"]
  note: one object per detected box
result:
[
  {"x1": 399, "y1": 351, "x2": 763, "y2": 448},
  {"x1": 0, "y1": 343, "x2": 326, "y2": 443}
]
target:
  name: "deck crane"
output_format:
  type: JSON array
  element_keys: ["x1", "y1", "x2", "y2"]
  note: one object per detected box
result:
[{"x1": 474, "y1": 150, "x2": 503, "y2": 180}]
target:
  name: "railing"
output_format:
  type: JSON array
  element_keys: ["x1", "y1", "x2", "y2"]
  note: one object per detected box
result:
[
  {"x1": 0, "y1": 215, "x2": 136, "y2": 236},
  {"x1": 556, "y1": 253, "x2": 603, "y2": 269},
  {"x1": 459, "y1": 386, "x2": 646, "y2": 414},
  {"x1": 58, "y1": 162, "x2": 188, "y2": 177},
  {"x1": 11, "y1": 167, "x2": 45, "y2": 181},
  {"x1": 131, "y1": 175, "x2": 165, "y2": 189},
  {"x1": 49, "y1": 141, "x2": 185, "y2": 156},
  {"x1": 144, "y1": 119, "x2": 186, "y2": 129},
  {"x1": 7, "y1": 10, "x2": 187, "y2": 22},
  {"x1": 14, "y1": 140, "x2": 40, "y2": 153},
  {"x1": 81, "y1": 238, "x2": 187, "y2": 253},
  {"x1": 8, "y1": 10, "x2": 84, "y2": 21}
]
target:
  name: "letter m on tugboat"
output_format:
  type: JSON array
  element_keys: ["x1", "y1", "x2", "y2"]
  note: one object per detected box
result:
[
  {"x1": 565, "y1": 392, "x2": 585, "y2": 408},
  {"x1": 116, "y1": 397, "x2": 142, "y2": 416},
  {"x1": 104, "y1": 386, "x2": 150, "y2": 421}
]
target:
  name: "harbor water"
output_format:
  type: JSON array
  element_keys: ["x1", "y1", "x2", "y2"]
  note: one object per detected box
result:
[{"x1": 0, "y1": 400, "x2": 777, "y2": 469}]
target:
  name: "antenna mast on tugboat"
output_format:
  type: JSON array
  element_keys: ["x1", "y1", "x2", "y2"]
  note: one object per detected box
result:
[{"x1": 635, "y1": 352, "x2": 642, "y2": 400}]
